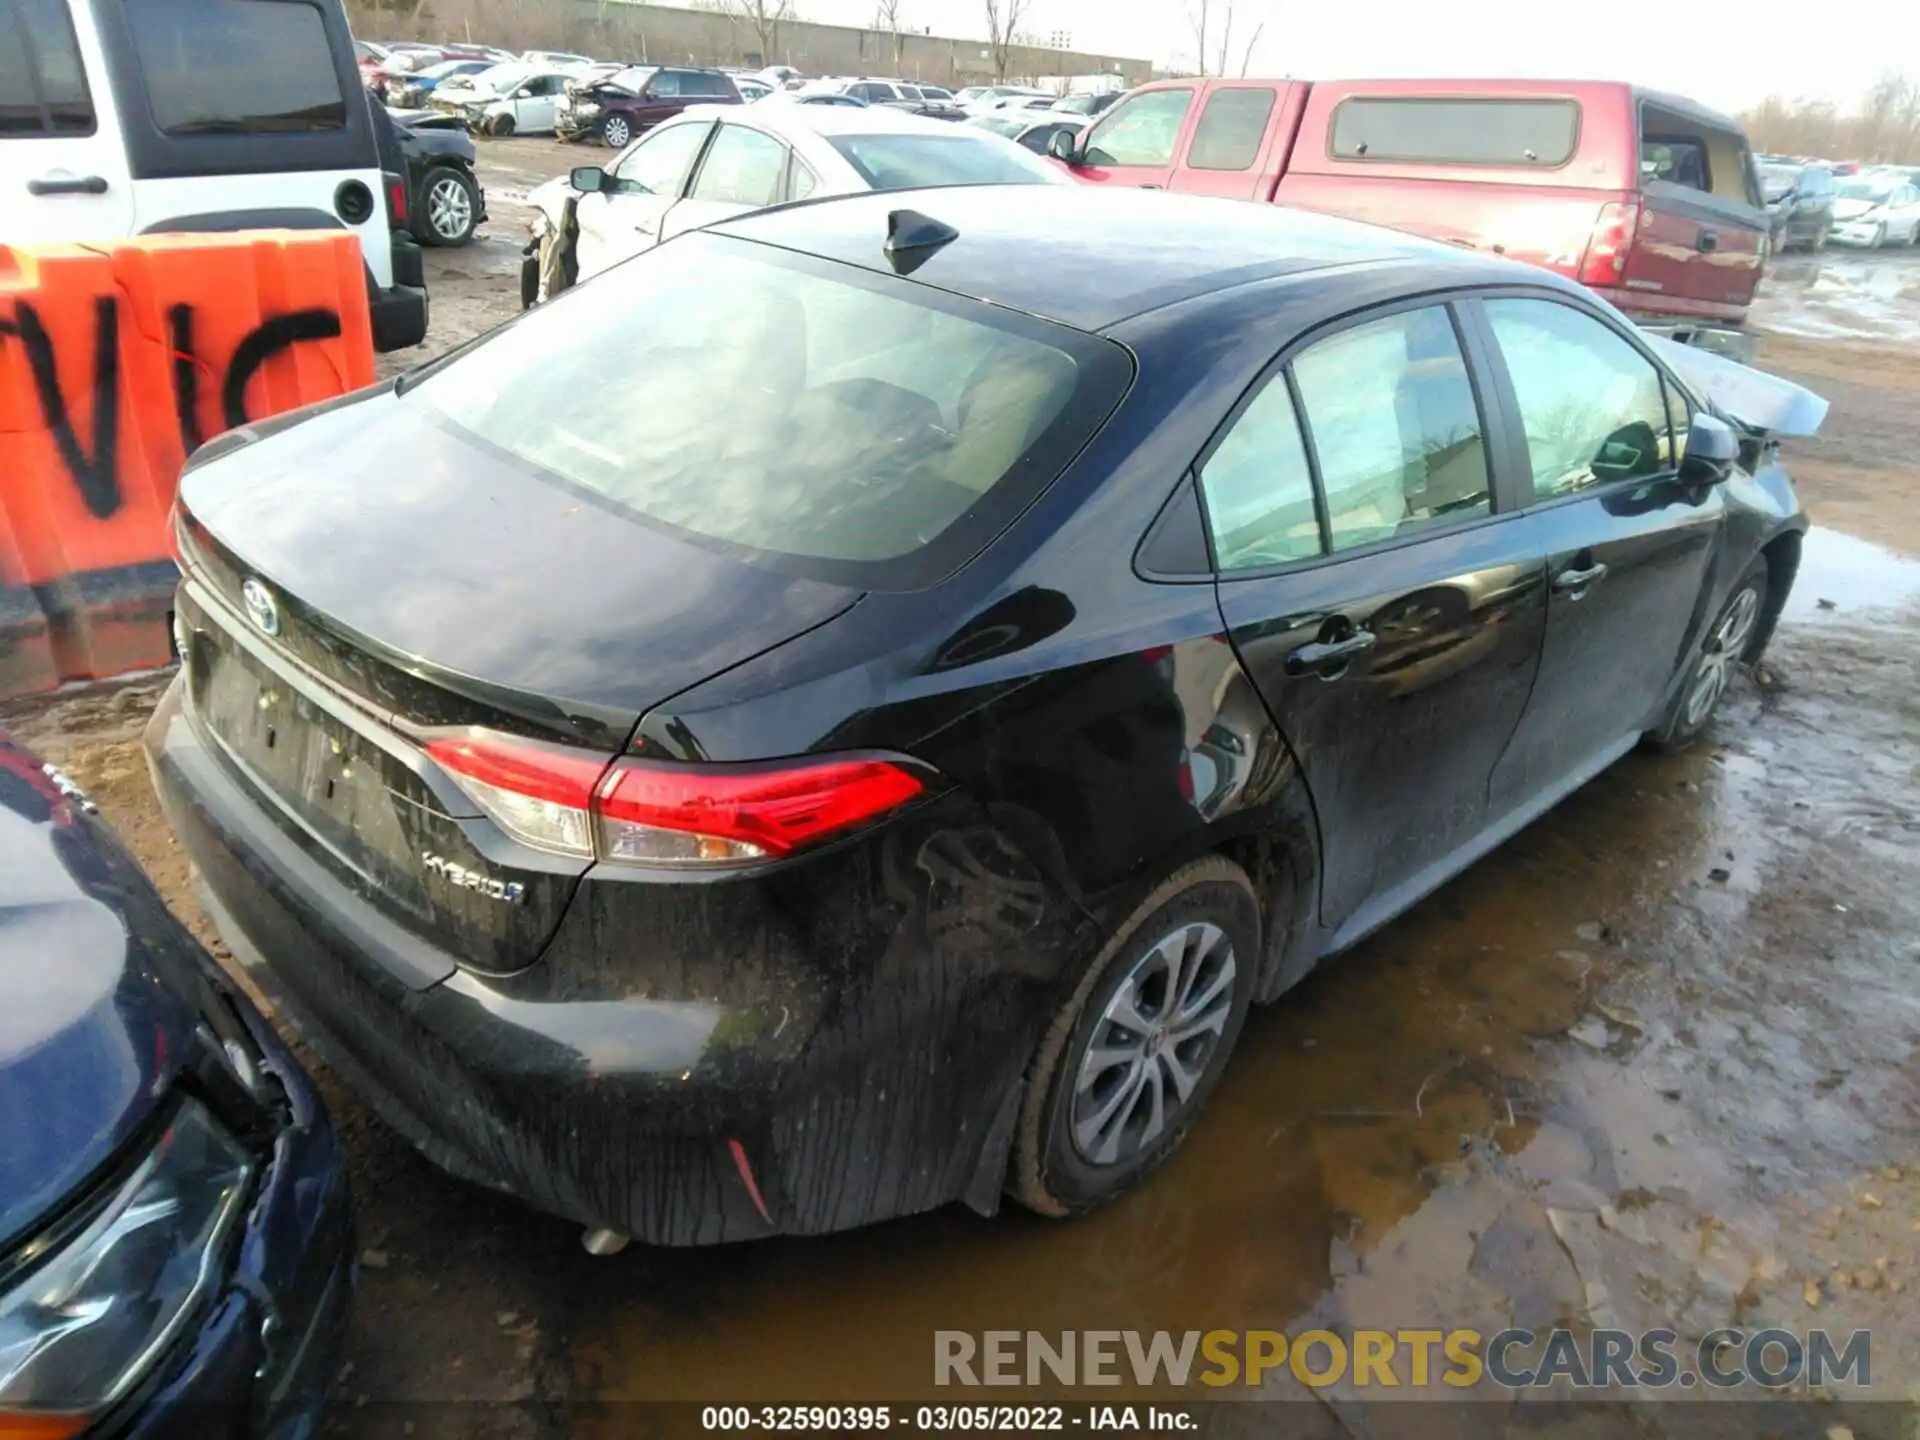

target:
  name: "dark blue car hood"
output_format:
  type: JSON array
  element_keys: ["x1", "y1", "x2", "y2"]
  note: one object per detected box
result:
[{"x1": 0, "y1": 743, "x2": 200, "y2": 1250}]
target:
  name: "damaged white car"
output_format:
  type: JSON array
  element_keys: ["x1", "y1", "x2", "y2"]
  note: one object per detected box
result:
[
  {"x1": 521, "y1": 103, "x2": 1066, "y2": 306},
  {"x1": 431, "y1": 64, "x2": 588, "y2": 136}
]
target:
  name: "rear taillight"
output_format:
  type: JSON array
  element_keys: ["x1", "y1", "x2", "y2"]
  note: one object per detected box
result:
[
  {"x1": 386, "y1": 173, "x2": 408, "y2": 226},
  {"x1": 425, "y1": 730, "x2": 928, "y2": 868},
  {"x1": 1577, "y1": 201, "x2": 1640, "y2": 286}
]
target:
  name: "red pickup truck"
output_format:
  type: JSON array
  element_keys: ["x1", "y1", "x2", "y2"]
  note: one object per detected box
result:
[{"x1": 1047, "y1": 77, "x2": 1770, "y2": 357}]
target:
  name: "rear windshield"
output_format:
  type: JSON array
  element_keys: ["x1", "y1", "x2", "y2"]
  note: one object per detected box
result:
[
  {"x1": 967, "y1": 115, "x2": 1025, "y2": 139},
  {"x1": 411, "y1": 236, "x2": 1130, "y2": 586},
  {"x1": 1330, "y1": 97, "x2": 1580, "y2": 167},
  {"x1": 127, "y1": 0, "x2": 346, "y2": 135},
  {"x1": 827, "y1": 132, "x2": 1064, "y2": 188}
]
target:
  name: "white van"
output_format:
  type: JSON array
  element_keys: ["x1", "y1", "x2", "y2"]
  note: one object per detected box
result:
[{"x1": 1, "y1": 0, "x2": 427, "y2": 350}]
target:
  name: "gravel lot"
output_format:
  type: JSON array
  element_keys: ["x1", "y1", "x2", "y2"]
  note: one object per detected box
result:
[{"x1": 8, "y1": 139, "x2": 1920, "y2": 1436}]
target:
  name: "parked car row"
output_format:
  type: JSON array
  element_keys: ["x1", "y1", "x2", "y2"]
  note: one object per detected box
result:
[
  {"x1": 1756, "y1": 153, "x2": 1920, "y2": 252},
  {"x1": 524, "y1": 104, "x2": 1063, "y2": 302}
]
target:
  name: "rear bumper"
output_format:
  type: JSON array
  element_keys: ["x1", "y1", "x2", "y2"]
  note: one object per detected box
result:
[
  {"x1": 144, "y1": 675, "x2": 1065, "y2": 1245},
  {"x1": 370, "y1": 233, "x2": 428, "y2": 352}
]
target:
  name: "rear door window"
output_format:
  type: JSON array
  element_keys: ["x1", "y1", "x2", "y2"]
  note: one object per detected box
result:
[
  {"x1": 1198, "y1": 378, "x2": 1322, "y2": 570},
  {"x1": 1187, "y1": 87, "x2": 1276, "y2": 171},
  {"x1": 1, "y1": 0, "x2": 95, "y2": 135},
  {"x1": 1083, "y1": 87, "x2": 1192, "y2": 167},
  {"x1": 1292, "y1": 306, "x2": 1492, "y2": 551},
  {"x1": 125, "y1": 0, "x2": 346, "y2": 134},
  {"x1": 1330, "y1": 97, "x2": 1579, "y2": 166},
  {"x1": 649, "y1": 70, "x2": 683, "y2": 98}
]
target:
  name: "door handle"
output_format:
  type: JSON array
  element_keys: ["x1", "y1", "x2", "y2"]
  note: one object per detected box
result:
[
  {"x1": 28, "y1": 174, "x2": 109, "y2": 196},
  {"x1": 1696, "y1": 230, "x2": 1719, "y2": 253},
  {"x1": 1285, "y1": 629, "x2": 1377, "y2": 678},
  {"x1": 1553, "y1": 561, "x2": 1609, "y2": 593},
  {"x1": 1137, "y1": 183, "x2": 1164, "y2": 190}
]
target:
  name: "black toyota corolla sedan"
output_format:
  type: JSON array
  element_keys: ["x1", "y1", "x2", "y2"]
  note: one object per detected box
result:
[{"x1": 146, "y1": 186, "x2": 1809, "y2": 1246}]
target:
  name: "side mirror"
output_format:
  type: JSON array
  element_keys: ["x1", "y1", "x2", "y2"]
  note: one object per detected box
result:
[
  {"x1": 570, "y1": 166, "x2": 608, "y2": 193},
  {"x1": 1046, "y1": 127, "x2": 1080, "y2": 164},
  {"x1": 1680, "y1": 412, "x2": 1739, "y2": 484}
]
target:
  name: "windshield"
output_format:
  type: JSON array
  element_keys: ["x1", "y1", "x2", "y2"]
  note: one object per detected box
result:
[
  {"x1": 1054, "y1": 94, "x2": 1105, "y2": 114},
  {"x1": 462, "y1": 65, "x2": 526, "y2": 92},
  {"x1": 419, "y1": 60, "x2": 479, "y2": 79},
  {"x1": 827, "y1": 133, "x2": 1065, "y2": 188},
  {"x1": 1837, "y1": 179, "x2": 1892, "y2": 201},
  {"x1": 410, "y1": 236, "x2": 1126, "y2": 582},
  {"x1": 967, "y1": 116, "x2": 1025, "y2": 139},
  {"x1": 607, "y1": 66, "x2": 657, "y2": 92},
  {"x1": 1759, "y1": 164, "x2": 1799, "y2": 194}
]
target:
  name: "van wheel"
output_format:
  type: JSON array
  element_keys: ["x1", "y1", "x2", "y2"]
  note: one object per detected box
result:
[
  {"x1": 1013, "y1": 857, "x2": 1258, "y2": 1217},
  {"x1": 1646, "y1": 559, "x2": 1769, "y2": 752},
  {"x1": 415, "y1": 167, "x2": 478, "y2": 246},
  {"x1": 601, "y1": 114, "x2": 632, "y2": 148}
]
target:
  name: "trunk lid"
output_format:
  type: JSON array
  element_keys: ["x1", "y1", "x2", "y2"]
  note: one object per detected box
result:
[{"x1": 175, "y1": 388, "x2": 861, "y2": 975}]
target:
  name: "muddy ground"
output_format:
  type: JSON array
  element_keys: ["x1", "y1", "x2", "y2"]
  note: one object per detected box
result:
[{"x1": 7, "y1": 142, "x2": 1920, "y2": 1435}]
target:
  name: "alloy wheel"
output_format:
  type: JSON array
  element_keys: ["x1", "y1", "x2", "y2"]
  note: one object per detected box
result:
[
  {"x1": 1070, "y1": 921, "x2": 1236, "y2": 1167},
  {"x1": 427, "y1": 176, "x2": 473, "y2": 242},
  {"x1": 1682, "y1": 584, "x2": 1760, "y2": 730},
  {"x1": 604, "y1": 116, "x2": 631, "y2": 147}
]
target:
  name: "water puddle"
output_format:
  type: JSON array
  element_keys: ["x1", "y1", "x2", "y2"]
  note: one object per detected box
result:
[
  {"x1": 1782, "y1": 526, "x2": 1920, "y2": 622},
  {"x1": 1755, "y1": 252, "x2": 1920, "y2": 344}
]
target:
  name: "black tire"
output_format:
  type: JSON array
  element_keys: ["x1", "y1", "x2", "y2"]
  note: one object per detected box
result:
[
  {"x1": 488, "y1": 112, "x2": 515, "y2": 138},
  {"x1": 1813, "y1": 224, "x2": 1830, "y2": 251},
  {"x1": 601, "y1": 113, "x2": 633, "y2": 148},
  {"x1": 1013, "y1": 856, "x2": 1259, "y2": 1217},
  {"x1": 413, "y1": 165, "x2": 478, "y2": 247},
  {"x1": 1647, "y1": 559, "x2": 1769, "y2": 752},
  {"x1": 520, "y1": 250, "x2": 540, "y2": 310}
]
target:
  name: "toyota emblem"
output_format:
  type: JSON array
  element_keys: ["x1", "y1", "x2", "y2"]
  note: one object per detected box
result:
[{"x1": 240, "y1": 578, "x2": 281, "y2": 637}]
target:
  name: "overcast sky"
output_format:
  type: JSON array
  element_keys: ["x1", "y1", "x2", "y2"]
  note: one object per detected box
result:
[{"x1": 793, "y1": 0, "x2": 1910, "y2": 114}]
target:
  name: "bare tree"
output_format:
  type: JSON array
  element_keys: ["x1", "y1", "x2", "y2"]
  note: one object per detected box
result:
[
  {"x1": 1187, "y1": 0, "x2": 1212, "y2": 75},
  {"x1": 717, "y1": 0, "x2": 793, "y2": 66},
  {"x1": 1741, "y1": 71, "x2": 1920, "y2": 164},
  {"x1": 1237, "y1": 19, "x2": 1264, "y2": 76},
  {"x1": 982, "y1": 0, "x2": 1029, "y2": 81},
  {"x1": 873, "y1": 0, "x2": 905, "y2": 68}
]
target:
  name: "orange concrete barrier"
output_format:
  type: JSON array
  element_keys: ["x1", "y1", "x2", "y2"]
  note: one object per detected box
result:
[{"x1": 0, "y1": 231, "x2": 375, "y2": 699}]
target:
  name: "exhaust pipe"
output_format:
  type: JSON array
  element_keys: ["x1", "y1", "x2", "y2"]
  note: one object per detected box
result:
[{"x1": 581, "y1": 1227, "x2": 630, "y2": 1256}]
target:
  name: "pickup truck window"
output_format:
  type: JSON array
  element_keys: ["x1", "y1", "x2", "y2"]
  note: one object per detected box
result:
[
  {"x1": 1188, "y1": 87, "x2": 1277, "y2": 171},
  {"x1": 1330, "y1": 97, "x2": 1579, "y2": 167},
  {"x1": 1483, "y1": 299, "x2": 1675, "y2": 500},
  {"x1": 1, "y1": 0, "x2": 95, "y2": 136},
  {"x1": 1084, "y1": 87, "x2": 1192, "y2": 167}
]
